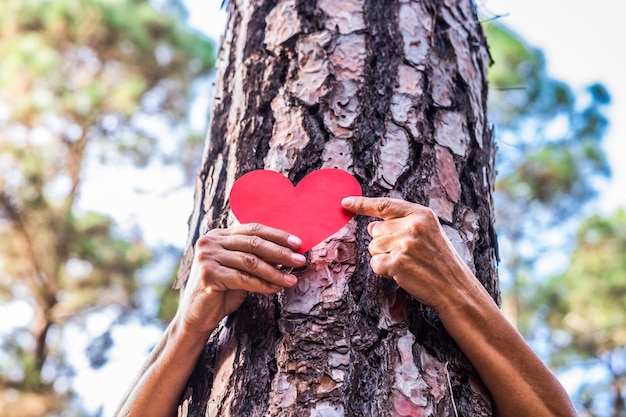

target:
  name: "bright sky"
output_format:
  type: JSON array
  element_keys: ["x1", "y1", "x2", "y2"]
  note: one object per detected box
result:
[{"x1": 55, "y1": 1, "x2": 626, "y2": 415}]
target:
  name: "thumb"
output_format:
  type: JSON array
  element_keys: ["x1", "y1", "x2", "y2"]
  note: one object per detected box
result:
[{"x1": 341, "y1": 196, "x2": 422, "y2": 220}]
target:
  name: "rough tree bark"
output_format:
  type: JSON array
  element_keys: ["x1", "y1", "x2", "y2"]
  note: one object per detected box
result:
[{"x1": 174, "y1": 0, "x2": 497, "y2": 416}]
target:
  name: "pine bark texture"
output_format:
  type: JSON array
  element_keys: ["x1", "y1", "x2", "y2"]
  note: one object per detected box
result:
[{"x1": 175, "y1": 0, "x2": 498, "y2": 416}]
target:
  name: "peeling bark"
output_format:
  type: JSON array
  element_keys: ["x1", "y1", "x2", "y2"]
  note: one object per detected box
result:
[{"x1": 175, "y1": 0, "x2": 498, "y2": 415}]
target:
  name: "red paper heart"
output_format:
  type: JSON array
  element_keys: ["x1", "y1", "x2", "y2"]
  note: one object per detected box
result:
[{"x1": 229, "y1": 169, "x2": 362, "y2": 253}]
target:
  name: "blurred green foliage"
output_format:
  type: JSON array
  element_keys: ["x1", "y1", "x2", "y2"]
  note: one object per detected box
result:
[
  {"x1": 487, "y1": 23, "x2": 610, "y2": 216},
  {"x1": 0, "y1": 0, "x2": 213, "y2": 415},
  {"x1": 542, "y1": 209, "x2": 626, "y2": 356},
  {"x1": 534, "y1": 210, "x2": 626, "y2": 416},
  {"x1": 485, "y1": 21, "x2": 610, "y2": 325}
]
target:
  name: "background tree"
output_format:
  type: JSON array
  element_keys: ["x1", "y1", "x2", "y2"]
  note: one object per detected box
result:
[
  {"x1": 174, "y1": 0, "x2": 498, "y2": 415},
  {"x1": 484, "y1": 22, "x2": 611, "y2": 329},
  {"x1": 529, "y1": 210, "x2": 626, "y2": 417},
  {"x1": 0, "y1": 0, "x2": 214, "y2": 415}
]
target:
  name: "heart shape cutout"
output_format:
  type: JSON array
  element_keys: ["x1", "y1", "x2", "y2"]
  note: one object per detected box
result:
[{"x1": 229, "y1": 169, "x2": 362, "y2": 253}]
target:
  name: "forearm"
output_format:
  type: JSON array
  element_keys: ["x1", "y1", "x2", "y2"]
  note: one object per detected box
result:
[
  {"x1": 437, "y1": 268, "x2": 576, "y2": 417},
  {"x1": 114, "y1": 316, "x2": 214, "y2": 417}
]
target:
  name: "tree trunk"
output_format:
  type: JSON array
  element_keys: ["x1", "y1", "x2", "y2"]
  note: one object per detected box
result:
[{"x1": 175, "y1": 0, "x2": 498, "y2": 415}]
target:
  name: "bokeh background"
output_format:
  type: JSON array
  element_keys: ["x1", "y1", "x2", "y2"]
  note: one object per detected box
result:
[{"x1": 1, "y1": 0, "x2": 624, "y2": 416}]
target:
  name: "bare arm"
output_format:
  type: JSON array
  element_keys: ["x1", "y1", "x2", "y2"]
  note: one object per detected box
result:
[
  {"x1": 342, "y1": 196, "x2": 577, "y2": 417},
  {"x1": 112, "y1": 315, "x2": 212, "y2": 417},
  {"x1": 114, "y1": 224, "x2": 306, "y2": 417}
]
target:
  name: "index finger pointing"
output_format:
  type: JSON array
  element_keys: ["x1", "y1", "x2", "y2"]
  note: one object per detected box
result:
[{"x1": 341, "y1": 196, "x2": 423, "y2": 220}]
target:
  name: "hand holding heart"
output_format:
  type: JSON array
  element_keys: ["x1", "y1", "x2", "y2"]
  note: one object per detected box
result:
[
  {"x1": 178, "y1": 223, "x2": 306, "y2": 335},
  {"x1": 229, "y1": 169, "x2": 362, "y2": 254},
  {"x1": 180, "y1": 169, "x2": 361, "y2": 334}
]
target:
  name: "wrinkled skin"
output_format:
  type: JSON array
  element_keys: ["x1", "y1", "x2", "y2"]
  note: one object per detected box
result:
[
  {"x1": 179, "y1": 223, "x2": 306, "y2": 335},
  {"x1": 356, "y1": 197, "x2": 469, "y2": 311}
]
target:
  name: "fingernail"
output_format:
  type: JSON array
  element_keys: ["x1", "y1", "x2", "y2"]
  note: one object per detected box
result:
[
  {"x1": 285, "y1": 274, "x2": 298, "y2": 285},
  {"x1": 288, "y1": 235, "x2": 302, "y2": 248},
  {"x1": 292, "y1": 253, "x2": 306, "y2": 264},
  {"x1": 342, "y1": 197, "x2": 355, "y2": 207}
]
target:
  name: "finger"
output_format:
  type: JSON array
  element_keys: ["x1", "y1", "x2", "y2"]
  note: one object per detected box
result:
[
  {"x1": 342, "y1": 197, "x2": 422, "y2": 220},
  {"x1": 231, "y1": 222, "x2": 302, "y2": 251},
  {"x1": 370, "y1": 253, "x2": 393, "y2": 277},
  {"x1": 218, "y1": 249, "x2": 298, "y2": 288},
  {"x1": 367, "y1": 220, "x2": 382, "y2": 237},
  {"x1": 221, "y1": 234, "x2": 306, "y2": 268},
  {"x1": 210, "y1": 262, "x2": 284, "y2": 294},
  {"x1": 367, "y1": 217, "x2": 409, "y2": 238},
  {"x1": 368, "y1": 234, "x2": 397, "y2": 256}
]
